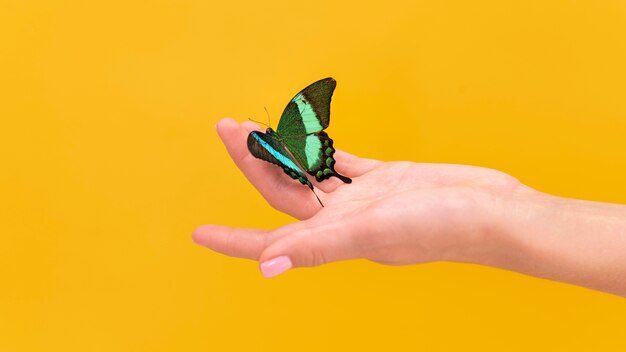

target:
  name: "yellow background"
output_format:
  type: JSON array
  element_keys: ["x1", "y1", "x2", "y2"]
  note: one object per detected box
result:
[{"x1": 1, "y1": 0, "x2": 625, "y2": 350}]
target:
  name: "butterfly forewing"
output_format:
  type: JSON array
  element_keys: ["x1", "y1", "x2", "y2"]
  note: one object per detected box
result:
[
  {"x1": 247, "y1": 131, "x2": 325, "y2": 206},
  {"x1": 247, "y1": 131, "x2": 306, "y2": 181},
  {"x1": 276, "y1": 77, "x2": 336, "y2": 137}
]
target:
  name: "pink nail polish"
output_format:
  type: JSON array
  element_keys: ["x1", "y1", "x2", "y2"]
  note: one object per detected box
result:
[{"x1": 260, "y1": 256, "x2": 292, "y2": 278}]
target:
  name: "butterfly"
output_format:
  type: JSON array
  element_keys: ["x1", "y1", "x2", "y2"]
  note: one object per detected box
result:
[{"x1": 247, "y1": 77, "x2": 352, "y2": 207}]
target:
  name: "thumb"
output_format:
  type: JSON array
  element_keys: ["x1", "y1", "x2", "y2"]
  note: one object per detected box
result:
[{"x1": 258, "y1": 222, "x2": 362, "y2": 278}]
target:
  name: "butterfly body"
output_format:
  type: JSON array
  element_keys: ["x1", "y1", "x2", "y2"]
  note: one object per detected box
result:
[{"x1": 246, "y1": 78, "x2": 352, "y2": 206}]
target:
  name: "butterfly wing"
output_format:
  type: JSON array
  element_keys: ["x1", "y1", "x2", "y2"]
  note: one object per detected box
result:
[
  {"x1": 276, "y1": 77, "x2": 352, "y2": 184},
  {"x1": 276, "y1": 77, "x2": 335, "y2": 135},
  {"x1": 247, "y1": 131, "x2": 324, "y2": 206}
]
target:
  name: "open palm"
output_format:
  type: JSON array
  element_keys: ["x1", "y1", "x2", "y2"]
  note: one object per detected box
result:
[{"x1": 193, "y1": 118, "x2": 527, "y2": 274}]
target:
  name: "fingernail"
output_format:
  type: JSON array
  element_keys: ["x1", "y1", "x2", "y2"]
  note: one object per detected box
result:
[{"x1": 260, "y1": 256, "x2": 292, "y2": 278}]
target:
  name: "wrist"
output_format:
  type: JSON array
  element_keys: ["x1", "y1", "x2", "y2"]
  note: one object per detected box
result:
[
  {"x1": 454, "y1": 185, "x2": 626, "y2": 296},
  {"x1": 451, "y1": 184, "x2": 548, "y2": 269}
]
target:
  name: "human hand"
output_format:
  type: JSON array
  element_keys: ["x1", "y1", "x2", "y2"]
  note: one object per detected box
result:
[{"x1": 193, "y1": 118, "x2": 529, "y2": 277}]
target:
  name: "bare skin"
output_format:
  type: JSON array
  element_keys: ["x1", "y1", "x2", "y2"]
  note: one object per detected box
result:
[{"x1": 193, "y1": 118, "x2": 626, "y2": 297}]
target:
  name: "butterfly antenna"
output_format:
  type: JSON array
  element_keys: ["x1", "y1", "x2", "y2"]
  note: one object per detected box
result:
[
  {"x1": 248, "y1": 117, "x2": 270, "y2": 128},
  {"x1": 311, "y1": 188, "x2": 324, "y2": 207},
  {"x1": 263, "y1": 106, "x2": 272, "y2": 128}
]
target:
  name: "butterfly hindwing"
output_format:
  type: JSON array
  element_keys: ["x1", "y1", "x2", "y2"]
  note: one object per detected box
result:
[
  {"x1": 282, "y1": 131, "x2": 352, "y2": 183},
  {"x1": 311, "y1": 132, "x2": 352, "y2": 183}
]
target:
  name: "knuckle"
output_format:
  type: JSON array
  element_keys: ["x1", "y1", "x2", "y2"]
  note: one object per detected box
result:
[
  {"x1": 308, "y1": 248, "x2": 327, "y2": 267},
  {"x1": 293, "y1": 228, "x2": 327, "y2": 267}
]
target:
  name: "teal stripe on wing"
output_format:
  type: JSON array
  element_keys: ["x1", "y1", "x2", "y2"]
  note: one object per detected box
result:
[
  {"x1": 247, "y1": 131, "x2": 309, "y2": 183},
  {"x1": 249, "y1": 132, "x2": 301, "y2": 173}
]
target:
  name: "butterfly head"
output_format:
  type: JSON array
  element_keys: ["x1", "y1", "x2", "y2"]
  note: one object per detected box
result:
[{"x1": 266, "y1": 127, "x2": 276, "y2": 135}]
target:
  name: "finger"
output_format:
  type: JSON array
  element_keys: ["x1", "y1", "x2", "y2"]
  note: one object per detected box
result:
[
  {"x1": 333, "y1": 150, "x2": 382, "y2": 177},
  {"x1": 192, "y1": 224, "x2": 273, "y2": 260},
  {"x1": 258, "y1": 219, "x2": 366, "y2": 276},
  {"x1": 215, "y1": 118, "x2": 253, "y2": 162},
  {"x1": 311, "y1": 177, "x2": 345, "y2": 194},
  {"x1": 192, "y1": 220, "x2": 312, "y2": 260},
  {"x1": 216, "y1": 118, "x2": 322, "y2": 219}
]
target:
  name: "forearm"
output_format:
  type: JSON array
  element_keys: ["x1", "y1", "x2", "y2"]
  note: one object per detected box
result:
[{"x1": 468, "y1": 189, "x2": 626, "y2": 297}]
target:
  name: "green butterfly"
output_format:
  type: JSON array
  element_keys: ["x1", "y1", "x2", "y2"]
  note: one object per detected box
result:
[{"x1": 247, "y1": 77, "x2": 352, "y2": 207}]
